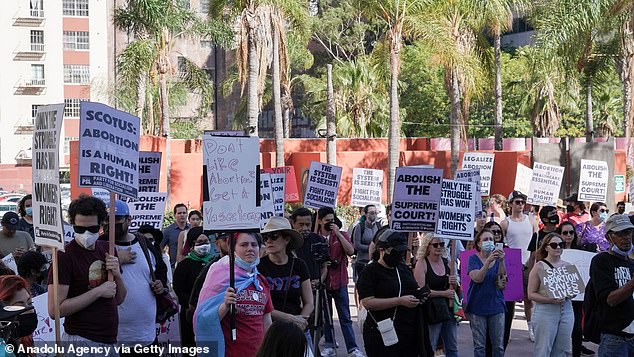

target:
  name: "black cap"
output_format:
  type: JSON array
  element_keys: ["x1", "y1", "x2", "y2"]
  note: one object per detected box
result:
[
  {"x1": 1, "y1": 212, "x2": 19, "y2": 230},
  {"x1": 376, "y1": 229, "x2": 408, "y2": 252},
  {"x1": 508, "y1": 190, "x2": 527, "y2": 202}
]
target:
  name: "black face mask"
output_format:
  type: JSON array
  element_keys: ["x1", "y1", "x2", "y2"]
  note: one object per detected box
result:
[
  {"x1": 17, "y1": 312, "x2": 37, "y2": 337},
  {"x1": 566, "y1": 205, "x2": 576, "y2": 213},
  {"x1": 543, "y1": 215, "x2": 559, "y2": 225},
  {"x1": 383, "y1": 250, "x2": 404, "y2": 267}
]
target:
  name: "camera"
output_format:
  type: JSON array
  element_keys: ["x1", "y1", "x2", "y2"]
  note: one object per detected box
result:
[{"x1": 311, "y1": 242, "x2": 338, "y2": 265}]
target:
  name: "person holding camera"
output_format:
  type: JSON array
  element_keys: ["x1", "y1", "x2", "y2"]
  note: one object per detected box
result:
[{"x1": 316, "y1": 207, "x2": 364, "y2": 357}]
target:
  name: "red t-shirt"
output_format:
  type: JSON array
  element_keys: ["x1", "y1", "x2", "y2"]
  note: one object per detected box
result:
[
  {"x1": 221, "y1": 275, "x2": 273, "y2": 357},
  {"x1": 564, "y1": 211, "x2": 590, "y2": 227},
  {"x1": 326, "y1": 231, "x2": 351, "y2": 290}
]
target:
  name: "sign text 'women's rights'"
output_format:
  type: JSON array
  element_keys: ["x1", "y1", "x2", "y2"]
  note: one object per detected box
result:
[
  {"x1": 78, "y1": 102, "x2": 140, "y2": 198},
  {"x1": 437, "y1": 179, "x2": 476, "y2": 240},
  {"x1": 303, "y1": 161, "x2": 342, "y2": 209},
  {"x1": 391, "y1": 167, "x2": 443, "y2": 232},
  {"x1": 202, "y1": 135, "x2": 260, "y2": 230}
]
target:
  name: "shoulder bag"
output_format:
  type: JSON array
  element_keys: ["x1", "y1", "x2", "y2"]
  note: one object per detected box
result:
[{"x1": 138, "y1": 235, "x2": 179, "y2": 323}]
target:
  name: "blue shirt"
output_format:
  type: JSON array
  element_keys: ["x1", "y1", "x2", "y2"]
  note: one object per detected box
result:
[
  {"x1": 465, "y1": 254, "x2": 506, "y2": 316},
  {"x1": 162, "y1": 222, "x2": 189, "y2": 266}
]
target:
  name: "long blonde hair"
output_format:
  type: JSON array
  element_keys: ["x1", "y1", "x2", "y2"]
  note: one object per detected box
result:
[{"x1": 417, "y1": 233, "x2": 436, "y2": 261}]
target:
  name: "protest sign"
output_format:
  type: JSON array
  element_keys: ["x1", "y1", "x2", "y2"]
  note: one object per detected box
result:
[
  {"x1": 32, "y1": 293, "x2": 65, "y2": 353},
  {"x1": 262, "y1": 166, "x2": 300, "y2": 202},
  {"x1": 561, "y1": 249, "x2": 595, "y2": 301},
  {"x1": 63, "y1": 223, "x2": 75, "y2": 243},
  {"x1": 32, "y1": 104, "x2": 66, "y2": 251},
  {"x1": 514, "y1": 163, "x2": 533, "y2": 195},
  {"x1": 455, "y1": 169, "x2": 482, "y2": 213},
  {"x1": 578, "y1": 159, "x2": 609, "y2": 202},
  {"x1": 391, "y1": 167, "x2": 443, "y2": 232},
  {"x1": 91, "y1": 188, "x2": 110, "y2": 203},
  {"x1": 437, "y1": 180, "x2": 476, "y2": 240},
  {"x1": 270, "y1": 173, "x2": 285, "y2": 217},
  {"x1": 461, "y1": 153, "x2": 495, "y2": 196},
  {"x1": 1, "y1": 254, "x2": 17, "y2": 274},
  {"x1": 139, "y1": 151, "x2": 161, "y2": 193},
  {"x1": 460, "y1": 248, "x2": 524, "y2": 303},
  {"x1": 351, "y1": 168, "x2": 383, "y2": 207},
  {"x1": 156, "y1": 314, "x2": 180, "y2": 357},
  {"x1": 539, "y1": 264, "x2": 586, "y2": 299},
  {"x1": 303, "y1": 161, "x2": 343, "y2": 209},
  {"x1": 122, "y1": 192, "x2": 168, "y2": 232},
  {"x1": 527, "y1": 162, "x2": 565, "y2": 206},
  {"x1": 78, "y1": 102, "x2": 140, "y2": 198},
  {"x1": 260, "y1": 173, "x2": 275, "y2": 228},
  {"x1": 202, "y1": 134, "x2": 260, "y2": 230}
]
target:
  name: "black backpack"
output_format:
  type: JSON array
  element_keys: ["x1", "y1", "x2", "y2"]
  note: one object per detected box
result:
[{"x1": 582, "y1": 279, "x2": 601, "y2": 344}]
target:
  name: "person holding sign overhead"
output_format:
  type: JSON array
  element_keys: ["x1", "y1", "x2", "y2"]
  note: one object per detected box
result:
[{"x1": 527, "y1": 233, "x2": 576, "y2": 357}]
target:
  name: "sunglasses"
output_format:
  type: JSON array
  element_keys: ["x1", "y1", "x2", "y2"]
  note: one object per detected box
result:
[
  {"x1": 513, "y1": 200, "x2": 526, "y2": 205},
  {"x1": 560, "y1": 230, "x2": 574, "y2": 236},
  {"x1": 548, "y1": 242, "x2": 566, "y2": 249},
  {"x1": 73, "y1": 225, "x2": 100, "y2": 234},
  {"x1": 431, "y1": 242, "x2": 445, "y2": 248},
  {"x1": 263, "y1": 234, "x2": 282, "y2": 242},
  {"x1": 598, "y1": 209, "x2": 609, "y2": 214}
]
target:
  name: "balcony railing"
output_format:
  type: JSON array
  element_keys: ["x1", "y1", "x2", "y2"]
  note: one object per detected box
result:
[
  {"x1": 30, "y1": 43, "x2": 44, "y2": 52},
  {"x1": 28, "y1": 78, "x2": 45, "y2": 86},
  {"x1": 30, "y1": 9, "x2": 44, "y2": 17}
]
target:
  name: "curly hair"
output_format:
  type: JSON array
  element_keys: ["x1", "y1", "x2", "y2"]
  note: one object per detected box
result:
[
  {"x1": 16, "y1": 251, "x2": 47, "y2": 279},
  {"x1": 416, "y1": 233, "x2": 436, "y2": 261},
  {"x1": 68, "y1": 194, "x2": 108, "y2": 225},
  {"x1": 17, "y1": 194, "x2": 32, "y2": 217}
]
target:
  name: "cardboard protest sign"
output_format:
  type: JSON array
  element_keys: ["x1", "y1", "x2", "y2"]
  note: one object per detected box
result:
[
  {"x1": 561, "y1": 249, "x2": 595, "y2": 301},
  {"x1": 514, "y1": 163, "x2": 533, "y2": 195},
  {"x1": 527, "y1": 162, "x2": 565, "y2": 206},
  {"x1": 391, "y1": 167, "x2": 443, "y2": 232},
  {"x1": 437, "y1": 180, "x2": 476, "y2": 240},
  {"x1": 578, "y1": 159, "x2": 609, "y2": 202},
  {"x1": 303, "y1": 161, "x2": 343, "y2": 209},
  {"x1": 122, "y1": 192, "x2": 168, "y2": 232},
  {"x1": 262, "y1": 166, "x2": 300, "y2": 203},
  {"x1": 351, "y1": 168, "x2": 383, "y2": 207},
  {"x1": 539, "y1": 264, "x2": 586, "y2": 299},
  {"x1": 202, "y1": 135, "x2": 260, "y2": 230},
  {"x1": 455, "y1": 169, "x2": 482, "y2": 213},
  {"x1": 1, "y1": 254, "x2": 17, "y2": 274},
  {"x1": 139, "y1": 151, "x2": 161, "y2": 193},
  {"x1": 460, "y1": 248, "x2": 524, "y2": 303},
  {"x1": 260, "y1": 173, "x2": 275, "y2": 228},
  {"x1": 32, "y1": 104, "x2": 66, "y2": 250},
  {"x1": 270, "y1": 173, "x2": 285, "y2": 217},
  {"x1": 461, "y1": 153, "x2": 495, "y2": 196},
  {"x1": 32, "y1": 293, "x2": 65, "y2": 353},
  {"x1": 78, "y1": 102, "x2": 140, "y2": 198}
]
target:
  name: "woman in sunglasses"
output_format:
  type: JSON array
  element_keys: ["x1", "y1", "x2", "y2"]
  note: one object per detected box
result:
[
  {"x1": 575, "y1": 202, "x2": 610, "y2": 252},
  {"x1": 413, "y1": 234, "x2": 458, "y2": 357},
  {"x1": 527, "y1": 233, "x2": 575, "y2": 356}
]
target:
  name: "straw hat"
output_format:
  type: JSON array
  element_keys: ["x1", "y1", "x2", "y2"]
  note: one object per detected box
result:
[{"x1": 261, "y1": 216, "x2": 304, "y2": 250}]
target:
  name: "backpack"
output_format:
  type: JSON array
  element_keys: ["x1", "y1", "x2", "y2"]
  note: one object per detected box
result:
[{"x1": 582, "y1": 279, "x2": 601, "y2": 344}]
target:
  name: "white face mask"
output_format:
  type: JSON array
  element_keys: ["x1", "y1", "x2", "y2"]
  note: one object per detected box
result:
[
  {"x1": 75, "y1": 232, "x2": 100, "y2": 249},
  {"x1": 194, "y1": 244, "x2": 211, "y2": 256}
]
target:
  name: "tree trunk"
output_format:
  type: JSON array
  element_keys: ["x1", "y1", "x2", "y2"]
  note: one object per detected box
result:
[
  {"x1": 585, "y1": 79, "x2": 594, "y2": 142},
  {"x1": 135, "y1": 71, "x2": 147, "y2": 133},
  {"x1": 622, "y1": 15, "x2": 634, "y2": 177},
  {"x1": 387, "y1": 34, "x2": 402, "y2": 204},
  {"x1": 326, "y1": 64, "x2": 336, "y2": 165},
  {"x1": 449, "y1": 68, "x2": 463, "y2": 177},
  {"x1": 283, "y1": 108, "x2": 291, "y2": 138},
  {"x1": 247, "y1": 32, "x2": 259, "y2": 136},
  {"x1": 494, "y1": 30, "x2": 503, "y2": 151},
  {"x1": 148, "y1": 90, "x2": 155, "y2": 136},
  {"x1": 159, "y1": 72, "x2": 171, "y2": 208},
  {"x1": 272, "y1": 26, "x2": 284, "y2": 167}
]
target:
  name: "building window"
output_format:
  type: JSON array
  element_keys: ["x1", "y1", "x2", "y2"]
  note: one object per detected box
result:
[
  {"x1": 63, "y1": 65, "x2": 90, "y2": 84},
  {"x1": 30, "y1": 30, "x2": 44, "y2": 51},
  {"x1": 63, "y1": 0, "x2": 89, "y2": 16},
  {"x1": 64, "y1": 98, "x2": 87, "y2": 117},
  {"x1": 31, "y1": 64, "x2": 45, "y2": 85},
  {"x1": 30, "y1": 0, "x2": 44, "y2": 17},
  {"x1": 63, "y1": 31, "x2": 89, "y2": 50},
  {"x1": 200, "y1": 0, "x2": 209, "y2": 14}
]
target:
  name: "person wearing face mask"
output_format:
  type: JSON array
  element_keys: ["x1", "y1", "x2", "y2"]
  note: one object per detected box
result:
[
  {"x1": 0, "y1": 212, "x2": 34, "y2": 260},
  {"x1": 352, "y1": 205, "x2": 381, "y2": 282},
  {"x1": 100, "y1": 200, "x2": 167, "y2": 355},
  {"x1": 563, "y1": 194, "x2": 590, "y2": 226},
  {"x1": 466, "y1": 229, "x2": 507, "y2": 357},
  {"x1": 586, "y1": 215, "x2": 634, "y2": 357},
  {"x1": 576, "y1": 202, "x2": 610, "y2": 252},
  {"x1": 0, "y1": 275, "x2": 38, "y2": 356},
  {"x1": 357, "y1": 229, "x2": 427, "y2": 357},
  {"x1": 16, "y1": 195, "x2": 34, "y2": 240},
  {"x1": 47, "y1": 194, "x2": 125, "y2": 355},
  {"x1": 173, "y1": 227, "x2": 214, "y2": 350},
  {"x1": 16, "y1": 251, "x2": 49, "y2": 298}
]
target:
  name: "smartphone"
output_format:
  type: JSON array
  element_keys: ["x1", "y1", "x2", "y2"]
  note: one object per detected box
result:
[{"x1": 495, "y1": 243, "x2": 503, "y2": 251}]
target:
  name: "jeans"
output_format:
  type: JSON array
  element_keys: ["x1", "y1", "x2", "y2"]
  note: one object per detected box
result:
[
  {"x1": 469, "y1": 313, "x2": 505, "y2": 357},
  {"x1": 324, "y1": 286, "x2": 358, "y2": 352},
  {"x1": 597, "y1": 333, "x2": 634, "y2": 357},
  {"x1": 532, "y1": 300, "x2": 574, "y2": 357},
  {"x1": 428, "y1": 319, "x2": 458, "y2": 357}
]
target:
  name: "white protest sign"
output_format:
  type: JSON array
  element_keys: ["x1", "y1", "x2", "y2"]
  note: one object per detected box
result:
[
  {"x1": 351, "y1": 168, "x2": 383, "y2": 207},
  {"x1": 538, "y1": 264, "x2": 586, "y2": 299},
  {"x1": 391, "y1": 167, "x2": 443, "y2": 232},
  {"x1": 437, "y1": 180, "x2": 476, "y2": 240},
  {"x1": 260, "y1": 173, "x2": 275, "y2": 229},
  {"x1": 32, "y1": 293, "x2": 65, "y2": 354},
  {"x1": 270, "y1": 173, "x2": 285, "y2": 217},
  {"x1": 91, "y1": 188, "x2": 110, "y2": 203},
  {"x1": 63, "y1": 223, "x2": 75, "y2": 243},
  {"x1": 303, "y1": 161, "x2": 343, "y2": 209},
  {"x1": 139, "y1": 151, "x2": 162, "y2": 193},
  {"x1": 527, "y1": 162, "x2": 565, "y2": 206},
  {"x1": 78, "y1": 102, "x2": 140, "y2": 198},
  {"x1": 156, "y1": 314, "x2": 180, "y2": 357},
  {"x1": 32, "y1": 104, "x2": 66, "y2": 251},
  {"x1": 578, "y1": 159, "x2": 609, "y2": 202},
  {"x1": 123, "y1": 192, "x2": 168, "y2": 232},
  {"x1": 514, "y1": 163, "x2": 533, "y2": 195},
  {"x1": 455, "y1": 169, "x2": 482, "y2": 214},
  {"x1": 202, "y1": 135, "x2": 260, "y2": 230},
  {"x1": 2, "y1": 254, "x2": 17, "y2": 274},
  {"x1": 561, "y1": 249, "x2": 595, "y2": 301},
  {"x1": 461, "y1": 153, "x2": 495, "y2": 196}
]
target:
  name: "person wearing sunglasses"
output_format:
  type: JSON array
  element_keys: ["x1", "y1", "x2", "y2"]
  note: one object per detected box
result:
[
  {"x1": 413, "y1": 234, "x2": 458, "y2": 357},
  {"x1": 576, "y1": 202, "x2": 610, "y2": 252},
  {"x1": 528, "y1": 233, "x2": 576, "y2": 356}
]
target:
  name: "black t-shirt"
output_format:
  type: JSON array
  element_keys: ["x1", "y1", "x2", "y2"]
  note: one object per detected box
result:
[
  {"x1": 589, "y1": 252, "x2": 634, "y2": 336},
  {"x1": 258, "y1": 256, "x2": 310, "y2": 316},
  {"x1": 357, "y1": 262, "x2": 419, "y2": 336},
  {"x1": 293, "y1": 233, "x2": 326, "y2": 280},
  {"x1": 527, "y1": 229, "x2": 555, "y2": 252}
]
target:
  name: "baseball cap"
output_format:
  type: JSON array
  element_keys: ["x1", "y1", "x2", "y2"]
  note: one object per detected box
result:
[
  {"x1": 1, "y1": 212, "x2": 19, "y2": 230},
  {"x1": 376, "y1": 229, "x2": 408, "y2": 252},
  {"x1": 508, "y1": 190, "x2": 527, "y2": 202},
  {"x1": 106, "y1": 200, "x2": 130, "y2": 216},
  {"x1": 605, "y1": 214, "x2": 634, "y2": 233}
]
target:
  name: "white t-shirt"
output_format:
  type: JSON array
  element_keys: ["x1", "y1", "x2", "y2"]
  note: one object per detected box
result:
[
  {"x1": 505, "y1": 214, "x2": 533, "y2": 265},
  {"x1": 116, "y1": 240, "x2": 157, "y2": 345}
]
